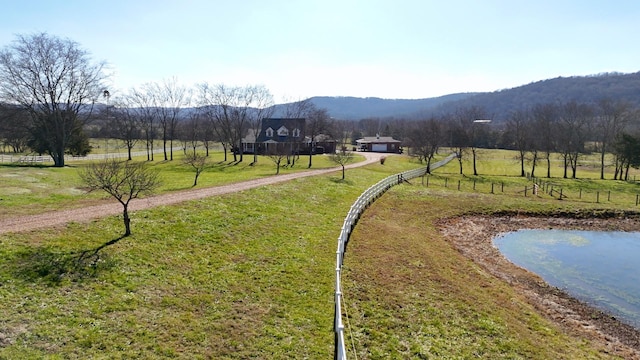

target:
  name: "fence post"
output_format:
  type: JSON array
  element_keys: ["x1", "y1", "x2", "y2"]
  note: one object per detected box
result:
[
  {"x1": 473, "y1": 179, "x2": 476, "y2": 190},
  {"x1": 501, "y1": 182, "x2": 504, "y2": 192},
  {"x1": 596, "y1": 191, "x2": 599, "y2": 203},
  {"x1": 491, "y1": 183, "x2": 494, "y2": 194},
  {"x1": 608, "y1": 191, "x2": 611, "y2": 202},
  {"x1": 524, "y1": 186, "x2": 528, "y2": 197},
  {"x1": 445, "y1": 178, "x2": 448, "y2": 188},
  {"x1": 636, "y1": 194, "x2": 639, "y2": 206},
  {"x1": 458, "y1": 180, "x2": 461, "y2": 191}
]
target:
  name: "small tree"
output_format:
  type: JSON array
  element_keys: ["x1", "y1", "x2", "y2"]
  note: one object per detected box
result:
[
  {"x1": 80, "y1": 159, "x2": 161, "y2": 236},
  {"x1": 266, "y1": 143, "x2": 288, "y2": 174},
  {"x1": 184, "y1": 152, "x2": 208, "y2": 186},
  {"x1": 329, "y1": 150, "x2": 354, "y2": 180}
]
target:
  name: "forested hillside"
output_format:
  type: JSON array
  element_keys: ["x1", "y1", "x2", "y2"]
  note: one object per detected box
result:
[{"x1": 305, "y1": 72, "x2": 640, "y2": 122}]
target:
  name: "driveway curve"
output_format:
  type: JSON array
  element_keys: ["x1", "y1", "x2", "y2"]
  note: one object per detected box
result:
[{"x1": 0, "y1": 152, "x2": 389, "y2": 234}]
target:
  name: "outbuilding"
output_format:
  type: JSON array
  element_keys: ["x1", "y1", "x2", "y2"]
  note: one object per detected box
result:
[{"x1": 356, "y1": 135, "x2": 402, "y2": 153}]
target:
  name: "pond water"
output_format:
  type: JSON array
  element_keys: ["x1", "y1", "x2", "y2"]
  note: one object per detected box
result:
[{"x1": 493, "y1": 229, "x2": 640, "y2": 329}]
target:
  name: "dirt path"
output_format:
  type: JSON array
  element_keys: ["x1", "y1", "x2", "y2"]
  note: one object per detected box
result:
[
  {"x1": 0, "y1": 152, "x2": 388, "y2": 235},
  {"x1": 439, "y1": 215, "x2": 640, "y2": 359}
]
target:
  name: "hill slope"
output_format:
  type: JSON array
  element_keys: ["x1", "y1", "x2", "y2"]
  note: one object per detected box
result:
[{"x1": 293, "y1": 71, "x2": 640, "y2": 122}]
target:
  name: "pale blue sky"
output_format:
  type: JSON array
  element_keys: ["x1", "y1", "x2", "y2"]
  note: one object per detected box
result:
[{"x1": 2, "y1": 0, "x2": 639, "y2": 101}]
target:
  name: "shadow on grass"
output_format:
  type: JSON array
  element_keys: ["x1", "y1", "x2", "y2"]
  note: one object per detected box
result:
[
  {"x1": 10, "y1": 236, "x2": 124, "y2": 285},
  {"x1": 330, "y1": 177, "x2": 354, "y2": 185}
]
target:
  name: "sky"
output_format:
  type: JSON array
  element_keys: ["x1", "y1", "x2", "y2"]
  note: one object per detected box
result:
[{"x1": 2, "y1": 0, "x2": 640, "y2": 102}]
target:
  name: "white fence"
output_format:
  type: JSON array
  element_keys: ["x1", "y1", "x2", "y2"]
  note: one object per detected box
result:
[
  {"x1": 0, "y1": 147, "x2": 183, "y2": 164},
  {"x1": 334, "y1": 153, "x2": 457, "y2": 359}
]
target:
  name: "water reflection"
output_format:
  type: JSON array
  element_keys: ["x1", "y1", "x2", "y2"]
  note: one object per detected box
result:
[{"x1": 493, "y1": 230, "x2": 640, "y2": 329}]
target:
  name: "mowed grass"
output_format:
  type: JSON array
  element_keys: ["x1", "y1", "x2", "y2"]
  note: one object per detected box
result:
[
  {"x1": 0, "y1": 155, "x2": 417, "y2": 359},
  {"x1": 1, "y1": 149, "x2": 639, "y2": 358},
  {"x1": 0, "y1": 151, "x2": 358, "y2": 218}
]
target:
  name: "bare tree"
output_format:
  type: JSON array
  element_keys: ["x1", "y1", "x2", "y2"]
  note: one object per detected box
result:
[
  {"x1": 128, "y1": 84, "x2": 159, "y2": 161},
  {"x1": 557, "y1": 101, "x2": 592, "y2": 178},
  {"x1": 0, "y1": 33, "x2": 107, "y2": 166},
  {"x1": 305, "y1": 107, "x2": 332, "y2": 168},
  {"x1": 529, "y1": 103, "x2": 559, "y2": 178},
  {"x1": 266, "y1": 143, "x2": 288, "y2": 174},
  {"x1": 155, "y1": 78, "x2": 190, "y2": 161},
  {"x1": 245, "y1": 86, "x2": 274, "y2": 164},
  {"x1": 595, "y1": 98, "x2": 631, "y2": 179},
  {"x1": 453, "y1": 106, "x2": 489, "y2": 176},
  {"x1": 79, "y1": 159, "x2": 161, "y2": 236},
  {"x1": 329, "y1": 150, "x2": 354, "y2": 180},
  {"x1": 407, "y1": 117, "x2": 442, "y2": 173},
  {"x1": 197, "y1": 83, "x2": 272, "y2": 163},
  {"x1": 505, "y1": 109, "x2": 533, "y2": 177},
  {"x1": 183, "y1": 152, "x2": 208, "y2": 186},
  {"x1": 109, "y1": 96, "x2": 142, "y2": 160},
  {"x1": 178, "y1": 110, "x2": 204, "y2": 156}
]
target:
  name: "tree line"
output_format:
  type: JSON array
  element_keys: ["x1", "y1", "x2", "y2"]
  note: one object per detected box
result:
[
  {"x1": 2, "y1": 33, "x2": 640, "y2": 182},
  {"x1": 341, "y1": 99, "x2": 640, "y2": 181},
  {"x1": 0, "y1": 33, "x2": 339, "y2": 169}
]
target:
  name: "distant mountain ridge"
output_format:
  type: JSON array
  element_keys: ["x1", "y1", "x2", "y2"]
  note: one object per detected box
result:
[
  {"x1": 304, "y1": 93, "x2": 476, "y2": 119},
  {"x1": 295, "y1": 71, "x2": 640, "y2": 122}
]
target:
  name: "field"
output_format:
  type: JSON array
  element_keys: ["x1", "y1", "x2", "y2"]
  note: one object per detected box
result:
[{"x1": 1, "y1": 149, "x2": 640, "y2": 358}]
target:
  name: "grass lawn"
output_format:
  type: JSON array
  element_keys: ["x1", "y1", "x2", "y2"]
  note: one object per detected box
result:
[
  {"x1": 0, "y1": 154, "x2": 419, "y2": 358},
  {"x1": 0, "y1": 151, "x2": 362, "y2": 218},
  {"x1": 1, "y1": 149, "x2": 639, "y2": 358}
]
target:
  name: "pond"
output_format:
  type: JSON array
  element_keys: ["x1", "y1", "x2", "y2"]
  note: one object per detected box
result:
[{"x1": 493, "y1": 229, "x2": 640, "y2": 329}]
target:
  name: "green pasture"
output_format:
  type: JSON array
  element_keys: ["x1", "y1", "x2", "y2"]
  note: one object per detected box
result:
[
  {"x1": 0, "y1": 150, "x2": 361, "y2": 218},
  {"x1": 1, "y1": 149, "x2": 639, "y2": 358}
]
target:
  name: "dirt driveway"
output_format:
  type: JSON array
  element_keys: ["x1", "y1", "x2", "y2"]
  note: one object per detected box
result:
[{"x1": 0, "y1": 152, "x2": 388, "y2": 235}]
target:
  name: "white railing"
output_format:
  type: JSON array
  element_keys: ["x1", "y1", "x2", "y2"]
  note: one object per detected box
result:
[
  {"x1": 0, "y1": 147, "x2": 183, "y2": 163},
  {"x1": 334, "y1": 153, "x2": 457, "y2": 359}
]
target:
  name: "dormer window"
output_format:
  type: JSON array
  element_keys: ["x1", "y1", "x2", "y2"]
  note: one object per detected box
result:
[
  {"x1": 265, "y1": 127, "x2": 274, "y2": 137},
  {"x1": 293, "y1": 128, "x2": 301, "y2": 137},
  {"x1": 277, "y1": 126, "x2": 289, "y2": 136}
]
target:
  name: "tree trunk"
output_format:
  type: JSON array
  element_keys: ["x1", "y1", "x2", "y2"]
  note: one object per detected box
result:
[
  {"x1": 163, "y1": 137, "x2": 168, "y2": 161},
  {"x1": 472, "y1": 149, "x2": 478, "y2": 176},
  {"x1": 546, "y1": 152, "x2": 551, "y2": 178},
  {"x1": 530, "y1": 152, "x2": 538, "y2": 178},
  {"x1": 123, "y1": 205, "x2": 131, "y2": 237},
  {"x1": 599, "y1": 145, "x2": 606, "y2": 180}
]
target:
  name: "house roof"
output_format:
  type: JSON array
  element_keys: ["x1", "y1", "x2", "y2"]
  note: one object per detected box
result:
[
  {"x1": 255, "y1": 118, "x2": 305, "y2": 143},
  {"x1": 356, "y1": 136, "x2": 401, "y2": 144}
]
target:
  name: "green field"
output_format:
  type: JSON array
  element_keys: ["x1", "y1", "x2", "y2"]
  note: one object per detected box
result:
[
  {"x1": 0, "y1": 150, "x2": 639, "y2": 358},
  {"x1": 0, "y1": 151, "x2": 355, "y2": 218}
]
